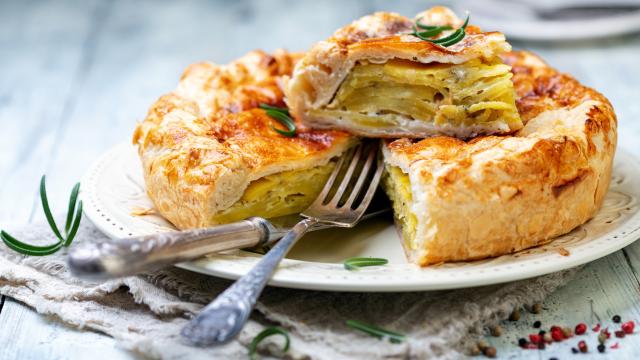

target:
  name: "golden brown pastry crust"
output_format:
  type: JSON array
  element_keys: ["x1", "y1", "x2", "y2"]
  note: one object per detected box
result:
[
  {"x1": 285, "y1": 6, "x2": 519, "y2": 138},
  {"x1": 133, "y1": 50, "x2": 354, "y2": 229},
  {"x1": 382, "y1": 50, "x2": 617, "y2": 265}
]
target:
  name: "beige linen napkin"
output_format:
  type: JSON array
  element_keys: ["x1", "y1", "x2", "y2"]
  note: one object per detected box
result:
[{"x1": 0, "y1": 220, "x2": 577, "y2": 359}]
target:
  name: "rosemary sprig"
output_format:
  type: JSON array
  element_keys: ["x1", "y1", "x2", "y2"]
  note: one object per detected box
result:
[
  {"x1": 343, "y1": 257, "x2": 388, "y2": 270},
  {"x1": 259, "y1": 103, "x2": 296, "y2": 137},
  {"x1": 346, "y1": 320, "x2": 406, "y2": 343},
  {"x1": 248, "y1": 327, "x2": 290, "y2": 360},
  {"x1": 1, "y1": 175, "x2": 83, "y2": 256},
  {"x1": 411, "y1": 15, "x2": 470, "y2": 47}
]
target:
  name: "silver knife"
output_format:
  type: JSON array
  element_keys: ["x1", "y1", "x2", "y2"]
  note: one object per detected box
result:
[{"x1": 68, "y1": 194, "x2": 390, "y2": 280}]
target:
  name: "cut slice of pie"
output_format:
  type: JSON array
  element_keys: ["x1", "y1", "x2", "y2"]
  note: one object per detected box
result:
[
  {"x1": 286, "y1": 6, "x2": 522, "y2": 138},
  {"x1": 133, "y1": 50, "x2": 356, "y2": 229}
]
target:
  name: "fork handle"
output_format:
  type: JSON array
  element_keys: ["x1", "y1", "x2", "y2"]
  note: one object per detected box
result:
[
  {"x1": 181, "y1": 217, "x2": 318, "y2": 346},
  {"x1": 67, "y1": 217, "x2": 279, "y2": 280}
]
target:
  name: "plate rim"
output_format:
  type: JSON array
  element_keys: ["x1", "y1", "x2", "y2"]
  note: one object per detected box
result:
[{"x1": 82, "y1": 143, "x2": 640, "y2": 292}]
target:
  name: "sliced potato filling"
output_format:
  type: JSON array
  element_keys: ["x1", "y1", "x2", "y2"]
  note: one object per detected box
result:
[
  {"x1": 210, "y1": 162, "x2": 335, "y2": 224},
  {"x1": 381, "y1": 165, "x2": 418, "y2": 250},
  {"x1": 311, "y1": 58, "x2": 521, "y2": 129}
]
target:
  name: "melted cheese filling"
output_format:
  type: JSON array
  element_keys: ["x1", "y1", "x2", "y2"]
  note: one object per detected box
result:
[
  {"x1": 311, "y1": 58, "x2": 521, "y2": 128},
  {"x1": 381, "y1": 165, "x2": 418, "y2": 250},
  {"x1": 210, "y1": 162, "x2": 335, "y2": 224}
]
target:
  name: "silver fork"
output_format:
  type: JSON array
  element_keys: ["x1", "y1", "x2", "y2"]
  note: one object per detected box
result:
[{"x1": 180, "y1": 140, "x2": 383, "y2": 346}]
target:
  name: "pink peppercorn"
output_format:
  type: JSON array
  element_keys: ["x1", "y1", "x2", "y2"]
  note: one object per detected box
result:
[
  {"x1": 592, "y1": 323, "x2": 601, "y2": 332},
  {"x1": 575, "y1": 323, "x2": 587, "y2": 335},
  {"x1": 529, "y1": 334, "x2": 541, "y2": 344},
  {"x1": 578, "y1": 340, "x2": 588, "y2": 353},
  {"x1": 622, "y1": 321, "x2": 635, "y2": 334},
  {"x1": 551, "y1": 328, "x2": 564, "y2": 342}
]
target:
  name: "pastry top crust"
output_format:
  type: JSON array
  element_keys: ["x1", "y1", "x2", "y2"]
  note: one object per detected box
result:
[
  {"x1": 382, "y1": 50, "x2": 617, "y2": 264},
  {"x1": 385, "y1": 51, "x2": 616, "y2": 168},
  {"x1": 286, "y1": 6, "x2": 511, "y2": 121},
  {"x1": 133, "y1": 50, "x2": 354, "y2": 229}
]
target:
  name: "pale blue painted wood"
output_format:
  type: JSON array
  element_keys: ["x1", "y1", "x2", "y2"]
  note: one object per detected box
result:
[{"x1": 0, "y1": 0, "x2": 639, "y2": 359}]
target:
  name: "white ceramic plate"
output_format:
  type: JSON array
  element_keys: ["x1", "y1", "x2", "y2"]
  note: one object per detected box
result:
[{"x1": 82, "y1": 143, "x2": 640, "y2": 292}]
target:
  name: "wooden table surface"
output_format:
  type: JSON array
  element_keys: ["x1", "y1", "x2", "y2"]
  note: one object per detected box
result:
[{"x1": 1, "y1": 0, "x2": 639, "y2": 358}]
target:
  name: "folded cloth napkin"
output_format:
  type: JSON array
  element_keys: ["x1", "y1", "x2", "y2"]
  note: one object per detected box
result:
[{"x1": 0, "y1": 220, "x2": 577, "y2": 359}]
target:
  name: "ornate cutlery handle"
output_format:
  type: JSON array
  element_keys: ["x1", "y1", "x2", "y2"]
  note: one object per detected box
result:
[
  {"x1": 67, "y1": 217, "x2": 278, "y2": 280},
  {"x1": 181, "y1": 218, "x2": 317, "y2": 346}
]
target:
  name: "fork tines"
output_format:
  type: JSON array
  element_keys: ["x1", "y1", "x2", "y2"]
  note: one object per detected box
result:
[{"x1": 304, "y1": 140, "x2": 383, "y2": 227}]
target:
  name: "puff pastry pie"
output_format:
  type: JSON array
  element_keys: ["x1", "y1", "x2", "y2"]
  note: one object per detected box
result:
[
  {"x1": 286, "y1": 7, "x2": 523, "y2": 138},
  {"x1": 382, "y1": 50, "x2": 617, "y2": 265},
  {"x1": 133, "y1": 50, "x2": 355, "y2": 229}
]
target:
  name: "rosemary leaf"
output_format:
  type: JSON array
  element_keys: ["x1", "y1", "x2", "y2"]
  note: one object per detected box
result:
[
  {"x1": 64, "y1": 200, "x2": 83, "y2": 247},
  {"x1": 346, "y1": 319, "x2": 406, "y2": 343},
  {"x1": 413, "y1": 25, "x2": 451, "y2": 38},
  {"x1": 411, "y1": 14, "x2": 470, "y2": 47},
  {"x1": 249, "y1": 327, "x2": 290, "y2": 360},
  {"x1": 258, "y1": 103, "x2": 290, "y2": 115},
  {"x1": 259, "y1": 103, "x2": 296, "y2": 137},
  {"x1": 415, "y1": 18, "x2": 452, "y2": 31},
  {"x1": 65, "y1": 182, "x2": 81, "y2": 234},
  {"x1": 343, "y1": 257, "x2": 388, "y2": 270},
  {"x1": 1, "y1": 231, "x2": 63, "y2": 256},
  {"x1": 40, "y1": 175, "x2": 64, "y2": 242},
  {"x1": 265, "y1": 109, "x2": 296, "y2": 137}
]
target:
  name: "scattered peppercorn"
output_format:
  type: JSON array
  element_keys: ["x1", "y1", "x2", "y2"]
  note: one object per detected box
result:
[
  {"x1": 529, "y1": 334, "x2": 541, "y2": 344},
  {"x1": 622, "y1": 321, "x2": 635, "y2": 334},
  {"x1": 532, "y1": 303, "x2": 542, "y2": 314},
  {"x1": 571, "y1": 347, "x2": 579, "y2": 354},
  {"x1": 615, "y1": 330, "x2": 626, "y2": 338},
  {"x1": 537, "y1": 341, "x2": 545, "y2": 350},
  {"x1": 483, "y1": 346, "x2": 497, "y2": 358},
  {"x1": 613, "y1": 315, "x2": 621, "y2": 323},
  {"x1": 543, "y1": 333, "x2": 553, "y2": 343},
  {"x1": 598, "y1": 344, "x2": 606, "y2": 353},
  {"x1": 538, "y1": 330, "x2": 546, "y2": 336},
  {"x1": 601, "y1": 328, "x2": 611, "y2": 339},
  {"x1": 549, "y1": 358, "x2": 559, "y2": 360},
  {"x1": 575, "y1": 323, "x2": 587, "y2": 335},
  {"x1": 598, "y1": 333, "x2": 607, "y2": 344},
  {"x1": 518, "y1": 338, "x2": 528, "y2": 347},
  {"x1": 477, "y1": 340, "x2": 489, "y2": 350},
  {"x1": 551, "y1": 328, "x2": 564, "y2": 342},
  {"x1": 592, "y1": 324, "x2": 601, "y2": 332},
  {"x1": 509, "y1": 308, "x2": 521, "y2": 321},
  {"x1": 533, "y1": 320, "x2": 542, "y2": 328},
  {"x1": 490, "y1": 325, "x2": 502, "y2": 337},
  {"x1": 562, "y1": 327, "x2": 573, "y2": 338},
  {"x1": 610, "y1": 342, "x2": 619, "y2": 349},
  {"x1": 578, "y1": 340, "x2": 588, "y2": 353}
]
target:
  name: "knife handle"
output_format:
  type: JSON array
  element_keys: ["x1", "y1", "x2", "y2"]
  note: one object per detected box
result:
[{"x1": 67, "y1": 217, "x2": 277, "y2": 280}]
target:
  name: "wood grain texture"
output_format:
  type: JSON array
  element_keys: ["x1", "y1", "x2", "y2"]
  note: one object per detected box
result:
[{"x1": 0, "y1": 0, "x2": 639, "y2": 359}]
